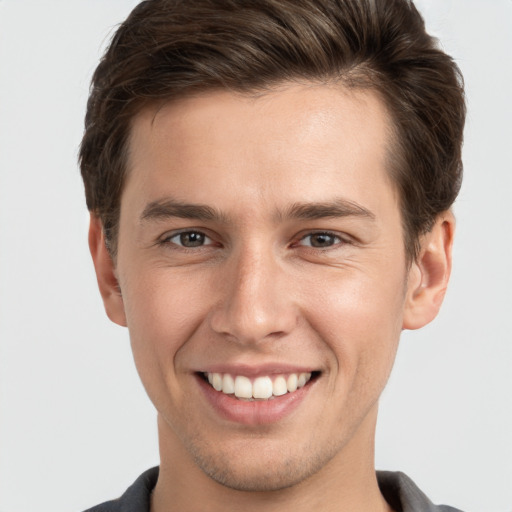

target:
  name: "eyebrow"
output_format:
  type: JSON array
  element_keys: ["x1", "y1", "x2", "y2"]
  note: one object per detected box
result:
[
  {"x1": 282, "y1": 199, "x2": 376, "y2": 221},
  {"x1": 140, "y1": 197, "x2": 375, "y2": 224},
  {"x1": 140, "y1": 198, "x2": 227, "y2": 223}
]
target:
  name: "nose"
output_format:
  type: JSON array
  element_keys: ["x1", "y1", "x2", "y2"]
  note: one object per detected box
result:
[{"x1": 209, "y1": 245, "x2": 298, "y2": 345}]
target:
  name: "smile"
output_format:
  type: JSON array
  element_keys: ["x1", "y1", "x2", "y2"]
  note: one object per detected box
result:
[
  {"x1": 196, "y1": 369, "x2": 320, "y2": 424},
  {"x1": 204, "y1": 372, "x2": 314, "y2": 400}
]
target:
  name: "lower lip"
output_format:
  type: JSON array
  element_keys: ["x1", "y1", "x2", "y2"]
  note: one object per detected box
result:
[{"x1": 196, "y1": 374, "x2": 314, "y2": 425}]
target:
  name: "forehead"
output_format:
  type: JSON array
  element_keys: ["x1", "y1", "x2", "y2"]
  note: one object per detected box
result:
[{"x1": 124, "y1": 83, "x2": 397, "y2": 220}]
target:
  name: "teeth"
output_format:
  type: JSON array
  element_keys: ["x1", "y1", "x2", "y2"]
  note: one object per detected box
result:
[
  {"x1": 205, "y1": 372, "x2": 313, "y2": 400},
  {"x1": 253, "y1": 376, "x2": 273, "y2": 399},
  {"x1": 273, "y1": 376, "x2": 288, "y2": 396},
  {"x1": 222, "y1": 374, "x2": 235, "y2": 394},
  {"x1": 234, "y1": 376, "x2": 252, "y2": 399},
  {"x1": 297, "y1": 373, "x2": 307, "y2": 388},
  {"x1": 287, "y1": 373, "x2": 298, "y2": 392},
  {"x1": 212, "y1": 373, "x2": 223, "y2": 391}
]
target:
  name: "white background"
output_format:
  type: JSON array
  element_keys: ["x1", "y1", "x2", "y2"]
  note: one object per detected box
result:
[{"x1": 0, "y1": 1, "x2": 510, "y2": 511}]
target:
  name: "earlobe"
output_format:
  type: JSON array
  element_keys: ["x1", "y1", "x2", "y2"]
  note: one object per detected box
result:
[
  {"x1": 402, "y1": 211, "x2": 455, "y2": 330},
  {"x1": 88, "y1": 214, "x2": 127, "y2": 327}
]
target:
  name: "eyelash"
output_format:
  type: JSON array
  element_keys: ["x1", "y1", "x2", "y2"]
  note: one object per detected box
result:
[
  {"x1": 160, "y1": 230, "x2": 215, "y2": 249},
  {"x1": 295, "y1": 231, "x2": 348, "y2": 250}
]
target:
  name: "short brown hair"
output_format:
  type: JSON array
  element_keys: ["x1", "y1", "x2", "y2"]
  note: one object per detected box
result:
[{"x1": 79, "y1": 0, "x2": 465, "y2": 260}]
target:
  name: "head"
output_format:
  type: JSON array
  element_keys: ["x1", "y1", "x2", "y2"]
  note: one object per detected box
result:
[
  {"x1": 80, "y1": 0, "x2": 464, "y2": 263},
  {"x1": 81, "y1": 0, "x2": 465, "y2": 499}
]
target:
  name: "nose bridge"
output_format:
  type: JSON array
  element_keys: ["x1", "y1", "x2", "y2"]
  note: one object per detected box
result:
[{"x1": 210, "y1": 241, "x2": 297, "y2": 344}]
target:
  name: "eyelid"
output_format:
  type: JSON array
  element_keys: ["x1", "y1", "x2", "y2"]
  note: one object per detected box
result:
[
  {"x1": 294, "y1": 230, "x2": 350, "y2": 248},
  {"x1": 159, "y1": 228, "x2": 215, "y2": 247}
]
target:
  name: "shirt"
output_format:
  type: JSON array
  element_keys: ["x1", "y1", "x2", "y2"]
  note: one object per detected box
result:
[{"x1": 83, "y1": 467, "x2": 464, "y2": 512}]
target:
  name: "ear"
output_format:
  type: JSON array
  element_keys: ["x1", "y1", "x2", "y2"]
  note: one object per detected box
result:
[
  {"x1": 88, "y1": 214, "x2": 127, "y2": 327},
  {"x1": 402, "y1": 211, "x2": 455, "y2": 330}
]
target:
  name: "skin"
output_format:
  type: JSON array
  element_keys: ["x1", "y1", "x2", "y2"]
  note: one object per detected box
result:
[{"x1": 90, "y1": 82, "x2": 454, "y2": 512}]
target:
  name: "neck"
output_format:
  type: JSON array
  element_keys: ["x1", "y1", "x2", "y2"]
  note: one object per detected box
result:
[{"x1": 151, "y1": 409, "x2": 393, "y2": 512}]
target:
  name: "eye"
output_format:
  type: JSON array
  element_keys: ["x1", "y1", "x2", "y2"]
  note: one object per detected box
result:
[
  {"x1": 298, "y1": 232, "x2": 343, "y2": 248},
  {"x1": 165, "y1": 231, "x2": 213, "y2": 248}
]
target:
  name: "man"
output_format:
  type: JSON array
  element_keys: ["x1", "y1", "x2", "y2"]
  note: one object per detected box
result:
[{"x1": 80, "y1": 0, "x2": 465, "y2": 510}]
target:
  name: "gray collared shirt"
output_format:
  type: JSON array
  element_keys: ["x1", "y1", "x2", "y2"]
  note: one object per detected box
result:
[{"x1": 84, "y1": 467, "x2": 464, "y2": 512}]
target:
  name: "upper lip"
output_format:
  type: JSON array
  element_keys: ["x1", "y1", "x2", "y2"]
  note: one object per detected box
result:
[{"x1": 196, "y1": 363, "x2": 319, "y2": 377}]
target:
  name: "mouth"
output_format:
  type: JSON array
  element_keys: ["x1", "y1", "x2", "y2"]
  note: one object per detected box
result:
[{"x1": 198, "y1": 371, "x2": 320, "y2": 401}]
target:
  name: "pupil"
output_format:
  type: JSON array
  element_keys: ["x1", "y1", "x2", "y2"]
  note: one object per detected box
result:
[
  {"x1": 311, "y1": 233, "x2": 333, "y2": 247},
  {"x1": 181, "y1": 232, "x2": 204, "y2": 247}
]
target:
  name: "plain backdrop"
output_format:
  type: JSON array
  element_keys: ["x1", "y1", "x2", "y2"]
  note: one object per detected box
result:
[{"x1": 0, "y1": 1, "x2": 511, "y2": 511}]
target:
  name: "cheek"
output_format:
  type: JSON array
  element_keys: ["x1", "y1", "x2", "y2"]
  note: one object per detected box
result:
[
  {"x1": 118, "y1": 267, "x2": 214, "y2": 398},
  {"x1": 302, "y1": 265, "x2": 405, "y2": 385},
  {"x1": 122, "y1": 265, "x2": 211, "y2": 339}
]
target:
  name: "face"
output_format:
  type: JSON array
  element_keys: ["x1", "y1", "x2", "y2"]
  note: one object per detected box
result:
[{"x1": 100, "y1": 83, "x2": 433, "y2": 491}]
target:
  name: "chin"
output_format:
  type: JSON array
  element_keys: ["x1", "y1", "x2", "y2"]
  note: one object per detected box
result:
[{"x1": 187, "y1": 436, "x2": 339, "y2": 492}]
